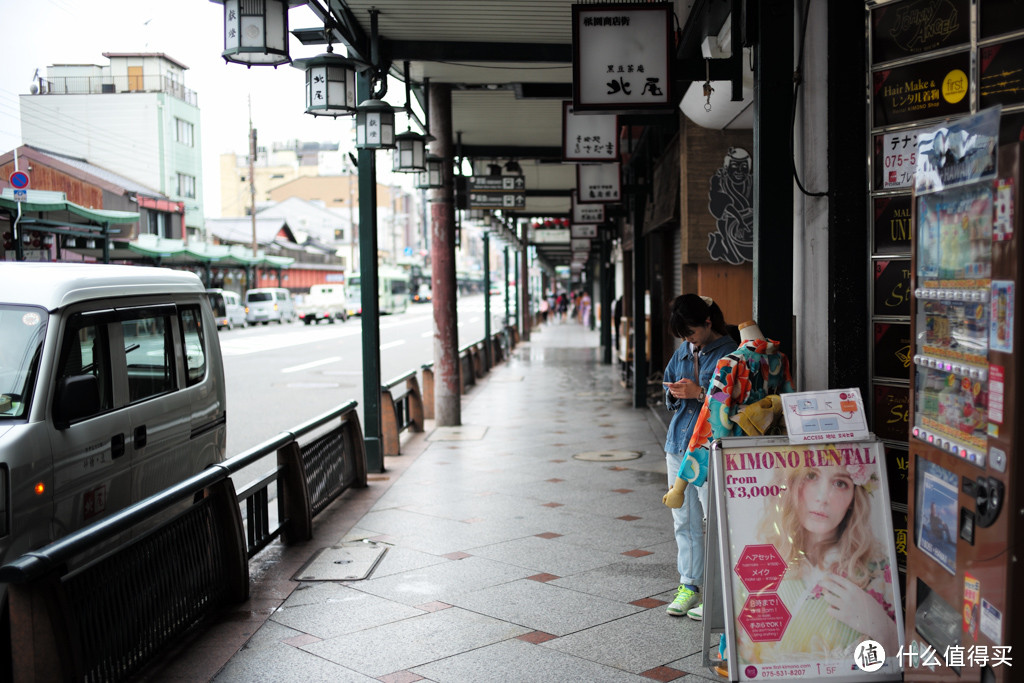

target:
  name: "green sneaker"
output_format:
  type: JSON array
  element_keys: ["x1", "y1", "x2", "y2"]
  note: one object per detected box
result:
[
  {"x1": 666, "y1": 585, "x2": 699, "y2": 616},
  {"x1": 687, "y1": 603, "x2": 703, "y2": 620}
]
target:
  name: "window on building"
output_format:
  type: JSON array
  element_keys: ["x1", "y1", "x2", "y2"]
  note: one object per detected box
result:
[
  {"x1": 175, "y1": 118, "x2": 194, "y2": 147},
  {"x1": 177, "y1": 173, "x2": 196, "y2": 199}
]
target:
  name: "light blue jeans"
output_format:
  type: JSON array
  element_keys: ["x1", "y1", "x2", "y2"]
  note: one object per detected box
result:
[{"x1": 666, "y1": 450, "x2": 705, "y2": 587}]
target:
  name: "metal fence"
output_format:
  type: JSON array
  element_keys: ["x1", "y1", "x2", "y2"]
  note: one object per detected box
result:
[
  {"x1": 1, "y1": 401, "x2": 365, "y2": 682},
  {"x1": 38, "y1": 75, "x2": 198, "y2": 106},
  {"x1": 0, "y1": 326, "x2": 518, "y2": 682}
]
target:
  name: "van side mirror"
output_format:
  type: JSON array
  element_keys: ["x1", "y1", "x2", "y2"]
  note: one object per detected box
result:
[{"x1": 53, "y1": 374, "x2": 100, "y2": 429}]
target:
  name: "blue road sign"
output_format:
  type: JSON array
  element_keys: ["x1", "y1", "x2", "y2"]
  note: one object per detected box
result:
[{"x1": 9, "y1": 171, "x2": 29, "y2": 189}]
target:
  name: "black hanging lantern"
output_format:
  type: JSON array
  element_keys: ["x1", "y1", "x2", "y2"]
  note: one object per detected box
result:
[
  {"x1": 415, "y1": 154, "x2": 443, "y2": 189},
  {"x1": 214, "y1": 0, "x2": 292, "y2": 67},
  {"x1": 355, "y1": 99, "x2": 396, "y2": 149},
  {"x1": 292, "y1": 49, "x2": 357, "y2": 117},
  {"x1": 393, "y1": 131, "x2": 428, "y2": 172}
]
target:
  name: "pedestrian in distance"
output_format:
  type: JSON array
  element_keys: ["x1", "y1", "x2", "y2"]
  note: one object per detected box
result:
[{"x1": 661, "y1": 294, "x2": 738, "y2": 617}]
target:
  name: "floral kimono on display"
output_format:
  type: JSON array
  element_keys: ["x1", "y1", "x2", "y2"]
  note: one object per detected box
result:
[{"x1": 677, "y1": 337, "x2": 795, "y2": 487}]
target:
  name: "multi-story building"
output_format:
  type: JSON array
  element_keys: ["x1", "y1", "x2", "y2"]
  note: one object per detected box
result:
[{"x1": 20, "y1": 53, "x2": 204, "y2": 236}]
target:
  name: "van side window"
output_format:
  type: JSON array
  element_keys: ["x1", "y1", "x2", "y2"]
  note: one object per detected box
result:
[
  {"x1": 122, "y1": 314, "x2": 175, "y2": 402},
  {"x1": 179, "y1": 306, "x2": 207, "y2": 386},
  {"x1": 58, "y1": 319, "x2": 113, "y2": 416}
]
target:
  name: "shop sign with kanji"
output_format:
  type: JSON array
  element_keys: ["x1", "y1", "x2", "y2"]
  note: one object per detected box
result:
[
  {"x1": 562, "y1": 102, "x2": 618, "y2": 161},
  {"x1": 572, "y1": 2, "x2": 673, "y2": 112}
]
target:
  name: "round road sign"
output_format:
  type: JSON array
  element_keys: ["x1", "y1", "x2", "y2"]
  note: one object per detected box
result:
[{"x1": 9, "y1": 171, "x2": 29, "y2": 189}]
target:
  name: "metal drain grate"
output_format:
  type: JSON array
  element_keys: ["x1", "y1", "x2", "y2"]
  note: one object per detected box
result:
[{"x1": 573, "y1": 450, "x2": 642, "y2": 462}]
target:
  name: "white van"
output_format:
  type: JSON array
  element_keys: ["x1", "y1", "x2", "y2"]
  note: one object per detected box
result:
[
  {"x1": 0, "y1": 262, "x2": 227, "y2": 571},
  {"x1": 244, "y1": 287, "x2": 296, "y2": 325},
  {"x1": 296, "y1": 283, "x2": 349, "y2": 324},
  {"x1": 206, "y1": 288, "x2": 246, "y2": 330}
]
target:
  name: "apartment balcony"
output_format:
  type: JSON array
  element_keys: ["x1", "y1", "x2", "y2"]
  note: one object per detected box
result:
[{"x1": 37, "y1": 75, "x2": 198, "y2": 106}]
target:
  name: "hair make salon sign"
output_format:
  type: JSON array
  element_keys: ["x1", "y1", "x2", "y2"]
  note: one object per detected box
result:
[{"x1": 572, "y1": 2, "x2": 674, "y2": 112}]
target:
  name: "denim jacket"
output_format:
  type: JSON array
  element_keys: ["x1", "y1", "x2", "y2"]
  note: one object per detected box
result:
[{"x1": 663, "y1": 334, "x2": 738, "y2": 455}]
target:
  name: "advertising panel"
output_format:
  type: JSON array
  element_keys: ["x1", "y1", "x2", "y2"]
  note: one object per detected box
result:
[{"x1": 712, "y1": 437, "x2": 904, "y2": 681}]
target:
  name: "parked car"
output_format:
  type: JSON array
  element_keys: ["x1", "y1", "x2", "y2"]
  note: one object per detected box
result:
[
  {"x1": 0, "y1": 262, "x2": 227, "y2": 582},
  {"x1": 244, "y1": 287, "x2": 296, "y2": 325},
  {"x1": 296, "y1": 284, "x2": 349, "y2": 325},
  {"x1": 411, "y1": 284, "x2": 432, "y2": 303},
  {"x1": 206, "y1": 288, "x2": 246, "y2": 330}
]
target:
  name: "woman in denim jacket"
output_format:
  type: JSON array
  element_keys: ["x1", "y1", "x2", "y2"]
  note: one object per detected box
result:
[{"x1": 662, "y1": 294, "x2": 737, "y2": 617}]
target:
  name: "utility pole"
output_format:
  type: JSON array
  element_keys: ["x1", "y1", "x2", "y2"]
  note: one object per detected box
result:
[{"x1": 248, "y1": 98, "x2": 258, "y2": 259}]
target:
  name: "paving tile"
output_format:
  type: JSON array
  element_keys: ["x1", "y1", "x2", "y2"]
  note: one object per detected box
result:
[
  {"x1": 448, "y1": 577, "x2": 642, "y2": 637},
  {"x1": 212, "y1": 619, "x2": 375, "y2": 682},
  {"x1": 270, "y1": 584, "x2": 424, "y2": 639},
  {"x1": 411, "y1": 637, "x2": 641, "y2": 683},
  {"x1": 347, "y1": 555, "x2": 531, "y2": 605},
  {"x1": 302, "y1": 607, "x2": 530, "y2": 678},
  {"x1": 542, "y1": 604, "x2": 704, "y2": 674},
  {"x1": 464, "y1": 534, "x2": 629, "y2": 576}
]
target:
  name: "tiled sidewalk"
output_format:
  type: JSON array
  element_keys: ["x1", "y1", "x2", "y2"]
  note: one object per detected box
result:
[{"x1": 147, "y1": 322, "x2": 722, "y2": 682}]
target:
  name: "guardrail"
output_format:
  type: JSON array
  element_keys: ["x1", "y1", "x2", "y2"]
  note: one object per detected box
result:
[
  {"x1": 1, "y1": 401, "x2": 366, "y2": 683},
  {"x1": 0, "y1": 324, "x2": 520, "y2": 682},
  {"x1": 381, "y1": 370, "x2": 423, "y2": 456}
]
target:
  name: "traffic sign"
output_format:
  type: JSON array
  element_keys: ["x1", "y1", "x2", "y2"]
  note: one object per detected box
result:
[
  {"x1": 13, "y1": 190, "x2": 26, "y2": 202},
  {"x1": 9, "y1": 171, "x2": 29, "y2": 190}
]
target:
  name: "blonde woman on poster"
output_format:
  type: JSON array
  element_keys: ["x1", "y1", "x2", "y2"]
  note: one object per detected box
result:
[{"x1": 737, "y1": 454, "x2": 899, "y2": 666}]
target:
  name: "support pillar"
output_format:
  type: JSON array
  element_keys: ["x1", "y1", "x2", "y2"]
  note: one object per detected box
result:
[
  {"x1": 429, "y1": 82, "x2": 461, "y2": 427},
  {"x1": 753, "y1": 0, "x2": 795, "y2": 356},
  {"x1": 600, "y1": 226, "x2": 613, "y2": 363},
  {"x1": 519, "y1": 239, "x2": 531, "y2": 341},
  {"x1": 483, "y1": 230, "x2": 492, "y2": 368},
  {"x1": 632, "y1": 204, "x2": 647, "y2": 409},
  {"x1": 358, "y1": 72, "x2": 384, "y2": 473}
]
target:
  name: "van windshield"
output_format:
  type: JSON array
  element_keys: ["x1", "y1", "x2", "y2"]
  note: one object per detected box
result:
[{"x1": 0, "y1": 305, "x2": 48, "y2": 419}]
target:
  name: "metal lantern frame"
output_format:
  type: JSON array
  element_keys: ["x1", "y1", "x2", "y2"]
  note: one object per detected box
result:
[
  {"x1": 215, "y1": 0, "x2": 293, "y2": 67},
  {"x1": 393, "y1": 131, "x2": 429, "y2": 172},
  {"x1": 292, "y1": 51, "x2": 358, "y2": 117},
  {"x1": 415, "y1": 154, "x2": 444, "y2": 189},
  {"x1": 355, "y1": 99, "x2": 396, "y2": 150}
]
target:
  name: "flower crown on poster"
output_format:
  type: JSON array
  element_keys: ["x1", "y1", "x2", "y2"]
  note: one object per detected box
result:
[{"x1": 820, "y1": 445, "x2": 880, "y2": 494}]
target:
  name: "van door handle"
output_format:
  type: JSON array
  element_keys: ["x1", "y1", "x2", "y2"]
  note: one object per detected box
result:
[
  {"x1": 111, "y1": 433, "x2": 125, "y2": 459},
  {"x1": 134, "y1": 425, "x2": 147, "y2": 449}
]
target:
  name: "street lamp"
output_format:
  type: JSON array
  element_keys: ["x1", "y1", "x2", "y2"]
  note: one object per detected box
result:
[
  {"x1": 415, "y1": 154, "x2": 443, "y2": 189},
  {"x1": 291, "y1": 48, "x2": 358, "y2": 117},
  {"x1": 355, "y1": 99, "x2": 396, "y2": 149},
  {"x1": 393, "y1": 130, "x2": 427, "y2": 172},
  {"x1": 212, "y1": 0, "x2": 294, "y2": 67}
]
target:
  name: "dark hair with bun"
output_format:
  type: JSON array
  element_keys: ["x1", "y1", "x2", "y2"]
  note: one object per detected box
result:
[{"x1": 669, "y1": 293, "x2": 729, "y2": 339}]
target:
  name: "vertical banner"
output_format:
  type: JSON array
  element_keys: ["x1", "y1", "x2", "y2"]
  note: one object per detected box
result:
[{"x1": 713, "y1": 437, "x2": 904, "y2": 681}]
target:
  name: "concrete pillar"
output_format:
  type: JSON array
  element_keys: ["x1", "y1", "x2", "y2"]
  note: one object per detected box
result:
[
  {"x1": 429, "y1": 82, "x2": 461, "y2": 426},
  {"x1": 520, "y1": 238, "x2": 531, "y2": 340}
]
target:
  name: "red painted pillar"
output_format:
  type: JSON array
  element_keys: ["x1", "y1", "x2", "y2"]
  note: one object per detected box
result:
[{"x1": 429, "y1": 83, "x2": 461, "y2": 426}]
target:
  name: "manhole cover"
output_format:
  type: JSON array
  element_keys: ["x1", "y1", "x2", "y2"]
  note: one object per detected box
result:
[
  {"x1": 292, "y1": 542, "x2": 388, "y2": 581},
  {"x1": 428, "y1": 425, "x2": 488, "y2": 441},
  {"x1": 573, "y1": 450, "x2": 642, "y2": 462}
]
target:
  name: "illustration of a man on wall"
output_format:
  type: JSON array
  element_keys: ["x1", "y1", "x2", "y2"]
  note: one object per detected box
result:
[{"x1": 707, "y1": 147, "x2": 754, "y2": 265}]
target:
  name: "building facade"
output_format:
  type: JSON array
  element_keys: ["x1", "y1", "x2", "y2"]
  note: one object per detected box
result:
[{"x1": 20, "y1": 53, "x2": 204, "y2": 235}]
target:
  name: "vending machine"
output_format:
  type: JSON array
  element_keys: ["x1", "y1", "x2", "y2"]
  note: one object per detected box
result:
[{"x1": 905, "y1": 108, "x2": 1021, "y2": 681}]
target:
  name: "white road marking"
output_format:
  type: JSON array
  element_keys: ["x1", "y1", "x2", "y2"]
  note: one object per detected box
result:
[
  {"x1": 380, "y1": 340, "x2": 407, "y2": 350},
  {"x1": 281, "y1": 356, "x2": 342, "y2": 373}
]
